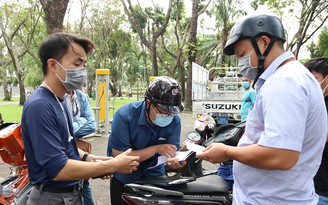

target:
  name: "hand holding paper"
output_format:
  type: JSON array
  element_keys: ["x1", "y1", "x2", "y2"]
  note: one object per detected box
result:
[{"x1": 148, "y1": 142, "x2": 206, "y2": 169}]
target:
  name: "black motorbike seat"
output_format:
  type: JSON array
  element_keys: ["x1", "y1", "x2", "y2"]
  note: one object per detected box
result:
[
  {"x1": 136, "y1": 174, "x2": 229, "y2": 195},
  {"x1": 170, "y1": 174, "x2": 229, "y2": 195}
]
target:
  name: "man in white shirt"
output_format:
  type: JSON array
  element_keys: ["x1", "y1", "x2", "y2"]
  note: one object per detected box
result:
[{"x1": 197, "y1": 14, "x2": 327, "y2": 205}]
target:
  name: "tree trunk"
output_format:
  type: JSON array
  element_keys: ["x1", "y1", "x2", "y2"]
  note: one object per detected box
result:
[
  {"x1": 2, "y1": 70, "x2": 8, "y2": 101},
  {"x1": 4, "y1": 86, "x2": 12, "y2": 101},
  {"x1": 185, "y1": 0, "x2": 200, "y2": 111},
  {"x1": 294, "y1": 41, "x2": 301, "y2": 59},
  {"x1": 220, "y1": 28, "x2": 229, "y2": 66},
  {"x1": 40, "y1": 0, "x2": 69, "y2": 35},
  {"x1": 18, "y1": 79, "x2": 26, "y2": 105},
  {"x1": 0, "y1": 48, "x2": 11, "y2": 101},
  {"x1": 142, "y1": 45, "x2": 149, "y2": 87},
  {"x1": 180, "y1": 58, "x2": 186, "y2": 101},
  {"x1": 3, "y1": 70, "x2": 12, "y2": 101},
  {"x1": 150, "y1": 44, "x2": 158, "y2": 76}
]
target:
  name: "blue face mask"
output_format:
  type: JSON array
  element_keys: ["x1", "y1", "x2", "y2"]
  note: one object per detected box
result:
[
  {"x1": 242, "y1": 81, "x2": 250, "y2": 89},
  {"x1": 151, "y1": 107, "x2": 174, "y2": 127}
]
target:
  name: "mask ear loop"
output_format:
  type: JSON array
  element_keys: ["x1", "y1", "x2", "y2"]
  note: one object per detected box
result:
[
  {"x1": 54, "y1": 60, "x2": 67, "y2": 82},
  {"x1": 145, "y1": 99, "x2": 154, "y2": 124},
  {"x1": 322, "y1": 83, "x2": 328, "y2": 95},
  {"x1": 251, "y1": 37, "x2": 277, "y2": 88},
  {"x1": 319, "y1": 75, "x2": 328, "y2": 84}
]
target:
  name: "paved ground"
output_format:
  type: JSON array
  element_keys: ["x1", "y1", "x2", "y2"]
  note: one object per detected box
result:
[{"x1": 0, "y1": 112, "x2": 219, "y2": 205}]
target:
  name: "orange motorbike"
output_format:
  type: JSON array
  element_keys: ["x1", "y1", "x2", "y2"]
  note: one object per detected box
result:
[{"x1": 0, "y1": 123, "x2": 33, "y2": 205}]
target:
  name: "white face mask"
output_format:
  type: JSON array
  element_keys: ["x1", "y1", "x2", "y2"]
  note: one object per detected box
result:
[
  {"x1": 238, "y1": 40, "x2": 261, "y2": 81},
  {"x1": 238, "y1": 50, "x2": 258, "y2": 81},
  {"x1": 55, "y1": 60, "x2": 87, "y2": 91},
  {"x1": 319, "y1": 75, "x2": 328, "y2": 94}
]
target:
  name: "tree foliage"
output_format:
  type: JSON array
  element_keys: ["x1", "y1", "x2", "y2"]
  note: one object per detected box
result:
[
  {"x1": 1, "y1": 0, "x2": 326, "y2": 106},
  {"x1": 251, "y1": 0, "x2": 328, "y2": 59},
  {"x1": 72, "y1": 0, "x2": 136, "y2": 96},
  {"x1": 308, "y1": 28, "x2": 328, "y2": 58},
  {"x1": 197, "y1": 0, "x2": 246, "y2": 68},
  {"x1": 0, "y1": 1, "x2": 44, "y2": 104},
  {"x1": 317, "y1": 28, "x2": 328, "y2": 58},
  {"x1": 120, "y1": 0, "x2": 175, "y2": 76}
]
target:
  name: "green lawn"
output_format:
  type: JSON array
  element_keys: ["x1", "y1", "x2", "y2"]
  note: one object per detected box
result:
[{"x1": 0, "y1": 97, "x2": 137, "y2": 123}]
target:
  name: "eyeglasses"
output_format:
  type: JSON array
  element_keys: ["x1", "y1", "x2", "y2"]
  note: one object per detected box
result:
[
  {"x1": 152, "y1": 104, "x2": 176, "y2": 117},
  {"x1": 71, "y1": 98, "x2": 79, "y2": 117}
]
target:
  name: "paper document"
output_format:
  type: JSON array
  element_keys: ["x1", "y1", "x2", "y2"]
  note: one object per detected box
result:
[
  {"x1": 147, "y1": 143, "x2": 205, "y2": 170},
  {"x1": 147, "y1": 151, "x2": 192, "y2": 170},
  {"x1": 186, "y1": 142, "x2": 205, "y2": 153}
]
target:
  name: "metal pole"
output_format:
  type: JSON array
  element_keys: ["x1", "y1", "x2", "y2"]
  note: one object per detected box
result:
[
  {"x1": 95, "y1": 69, "x2": 110, "y2": 135},
  {"x1": 94, "y1": 74, "x2": 99, "y2": 130},
  {"x1": 105, "y1": 73, "x2": 109, "y2": 135}
]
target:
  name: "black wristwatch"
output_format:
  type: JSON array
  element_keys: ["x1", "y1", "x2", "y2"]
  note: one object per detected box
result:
[{"x1": 82, "y1": 152, "x2": 89, "y2": 161}]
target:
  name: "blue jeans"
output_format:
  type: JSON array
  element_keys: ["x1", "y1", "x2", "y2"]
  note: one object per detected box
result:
[
  {"x1": 318, "y1": 194, "x2": 328, "y2": 205},
  {"x1": 218, "y1": 163, "x2": 234, "y2": 190},
  {"x1": 82, "y1": 180, "x2": 94, "y2": 205}
]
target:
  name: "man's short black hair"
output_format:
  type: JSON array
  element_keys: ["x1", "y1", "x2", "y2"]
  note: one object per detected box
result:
[
  {"x1": 38, "y1": 32, "x2": 95, "y2": 76},
  {"x1": 304, "y1": 57, "x2": 328, "y2": 77}
]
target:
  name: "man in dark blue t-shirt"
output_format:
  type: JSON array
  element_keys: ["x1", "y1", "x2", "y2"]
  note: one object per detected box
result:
[
  {"x1": 22, "y1": 32, "x2": 139, "y2": 205},
  {"x1": 107, "y1": 76, "x2": 186, "y2": 205},
  {"x1": 304, "y1": 58, "x2": 328, "y2": 205}
]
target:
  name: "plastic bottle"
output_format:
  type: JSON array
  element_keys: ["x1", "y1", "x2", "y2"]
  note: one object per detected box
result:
[{"x1": 2, "y1": 184, "x2": 19, "y2": 198}]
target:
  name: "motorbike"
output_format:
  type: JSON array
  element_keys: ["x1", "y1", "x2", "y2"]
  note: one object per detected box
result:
[
  {"x1": 167, "y1": 113, "x2": 245, "y2": 177},
  {"x1": 0, "y1": 123, "x2": 33, "y2": 205},
  {"x1": 122, "y1": 174, "x2": 231, "y2": 205},
  {"x1": 165, "y1": 113, "x2": 217, "y2": 177},
  {"x1": 122, "y1": 113, "x2": 245, "y2": 205}
]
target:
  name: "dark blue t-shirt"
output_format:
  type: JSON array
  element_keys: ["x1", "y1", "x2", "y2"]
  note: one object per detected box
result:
[
  {"x1": 21, "y1": 87, "x2": 80, "y2": 188},
  {"x1": 314, "y1": 95, "x2": 328, "y2": 196},
  {"x1": 107, "y1": 101, "x2": 181, "y2": 184}
]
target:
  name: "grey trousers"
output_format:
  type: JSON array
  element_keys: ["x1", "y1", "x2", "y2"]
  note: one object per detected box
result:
[{"x1": 27, "y1": 186, "x2": 83, "y2": 205}]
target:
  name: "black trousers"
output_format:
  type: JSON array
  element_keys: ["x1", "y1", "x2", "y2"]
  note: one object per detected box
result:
[{"x1": 110, "y1": 176, "x2": 129, "y2": 205}]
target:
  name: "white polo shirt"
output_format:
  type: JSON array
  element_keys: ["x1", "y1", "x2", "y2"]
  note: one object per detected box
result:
[{"x1": 233, "y1": 52, "x2": 327, "y2": 205}]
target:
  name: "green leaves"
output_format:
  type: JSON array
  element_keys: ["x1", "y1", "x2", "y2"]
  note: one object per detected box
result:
[{"x1": 310, "y1": 28, "x2": 328, "y2": 58}]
